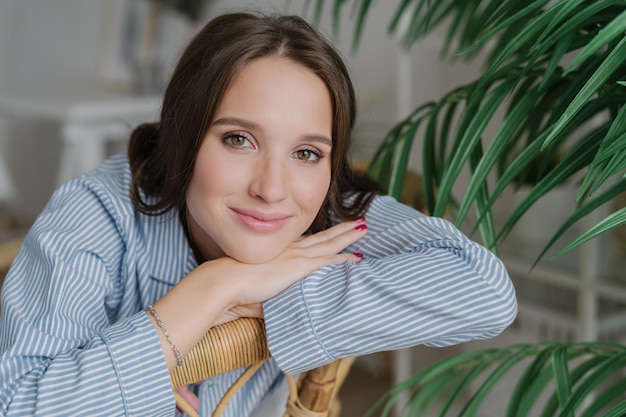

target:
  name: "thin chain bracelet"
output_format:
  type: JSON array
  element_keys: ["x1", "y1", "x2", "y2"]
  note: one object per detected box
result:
[{"x1": 147, "y1": 304, "x2": 184, "y2": 367}]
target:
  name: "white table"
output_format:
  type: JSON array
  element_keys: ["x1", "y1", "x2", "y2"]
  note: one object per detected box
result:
[{"x1": 0, "y1": 81, "x2": 161, "y2": 186}]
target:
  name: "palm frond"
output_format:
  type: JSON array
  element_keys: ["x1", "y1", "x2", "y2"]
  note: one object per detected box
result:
[
  {"x1": 316, "y1": 0, "x2": 626, "y2": 260},
  {"x1": 554, "y1": 206, "x2": 626, "y2": 257},
  {"x1": 366, "y1": 342, "x2": 626, "y2": 417},
  {"x1": 534, "y1": 178, "x2": 626, "y2": 266},
  {"x1": 311, "y1": 2, "x2": 626, "y2": 416}
]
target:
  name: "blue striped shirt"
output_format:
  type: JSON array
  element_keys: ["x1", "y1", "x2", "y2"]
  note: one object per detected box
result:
[{"x1": 0, "y1": 154, "x2": 517, "y2": 416}]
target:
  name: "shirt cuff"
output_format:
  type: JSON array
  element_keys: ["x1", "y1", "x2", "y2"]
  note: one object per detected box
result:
[
  {"x1": 263, "y1": 280, "x2": 334, "y2": 375},
  {"x1": 100, "y1": 311, "x2": 174, "y2": 416}
]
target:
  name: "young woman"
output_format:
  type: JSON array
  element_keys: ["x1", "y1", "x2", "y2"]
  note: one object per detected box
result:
[{"x1": 0, "y1": 11, "x2": 517, "y2": 417}]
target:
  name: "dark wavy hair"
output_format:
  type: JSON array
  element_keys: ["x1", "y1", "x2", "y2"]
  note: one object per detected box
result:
[{"x1": 128, "y1": 11, "x2": 382, "y2": 233}]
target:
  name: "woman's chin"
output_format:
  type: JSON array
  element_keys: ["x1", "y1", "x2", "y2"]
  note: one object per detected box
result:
[{"x1": 225, "y1": 246, "x2": 284, "y2": 265}]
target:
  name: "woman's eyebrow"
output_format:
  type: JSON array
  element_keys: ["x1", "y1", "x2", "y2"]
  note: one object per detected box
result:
[
  {"x1": 212, "y1": 117, "x2": 258, "y2": 130},
  {"x1": 303, "y1": 135, "x2": 333, "y2": 148},
  {"x1": 213, "y1": 117, "x2": 332, "y2": 147}
]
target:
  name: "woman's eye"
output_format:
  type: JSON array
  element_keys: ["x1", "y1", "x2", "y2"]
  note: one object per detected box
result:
[
  {"x1": 224, "y1": 134, "x2": 252, "y2": 148},
  {"x1": 294, "y1": 149, "x2": 322, "y2": 162}
]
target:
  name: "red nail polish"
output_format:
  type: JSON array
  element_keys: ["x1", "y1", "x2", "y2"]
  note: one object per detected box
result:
[
  {"x1": 354, "y1": 252, "x2": 363, "y2": 258},
  {"x1": 355, "y1": 224, "x2": 367, "y2": 231},
  {"x1": 356, "y1": 216, "x2": 366, "y2": 224}
]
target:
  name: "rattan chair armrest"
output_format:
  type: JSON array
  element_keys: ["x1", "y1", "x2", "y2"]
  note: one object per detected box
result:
[{"x1": 170, "y1": 317, "x2": 270, "y2": 388}]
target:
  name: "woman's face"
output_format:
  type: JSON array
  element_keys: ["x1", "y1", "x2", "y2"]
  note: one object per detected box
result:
[{"x1": 186, "y1": 56, "x2": 333, "y2": 264}]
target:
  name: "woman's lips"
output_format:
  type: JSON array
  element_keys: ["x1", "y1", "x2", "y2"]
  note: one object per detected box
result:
[{"x1": 230, "y1": 208, "x2": 292, "y2": 232}]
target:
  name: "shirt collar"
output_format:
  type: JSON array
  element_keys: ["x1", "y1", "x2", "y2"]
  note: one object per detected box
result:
[{"x1": 145, "y1": 210, "x2": 198, "y2": 284}]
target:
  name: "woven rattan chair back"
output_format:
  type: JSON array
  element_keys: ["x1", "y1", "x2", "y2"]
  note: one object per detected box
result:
[{"x1": 171, "y1": 317, "x2": 354, "y2": 417}]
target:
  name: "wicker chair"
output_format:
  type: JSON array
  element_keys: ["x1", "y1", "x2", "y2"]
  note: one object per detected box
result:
[
  {"x1": 171, "y1": 318, "x2": 354, "y2": 417},
  {"x1": 0, "y1": 237, "x2": 354, "y2": 417}
]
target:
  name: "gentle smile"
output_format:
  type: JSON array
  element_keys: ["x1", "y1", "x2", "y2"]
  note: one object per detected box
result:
[{"x1": 230, "y1": 208, "x2": 292, "y2": 232}]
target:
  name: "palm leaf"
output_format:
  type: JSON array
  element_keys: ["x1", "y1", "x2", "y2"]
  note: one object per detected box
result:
[
  {"x1": 600, "y1": 397, "x2": 626, "y2": 417},
  {"x1": 458, "y1": 343, "x2": 537, "y2": 416},
  {"x1": 367, "y1": 342, "x2": 626, "y2": 416},
  {"x1": 367, "y1": 102, "x2": 435, "y2": 192},
  {"x1": 318, "y1": 0, "x2": 626, "y2": 254},
  {"x1": 471, "y1": 0, "x2": 575, "y2": 88},
  {"x1": 422, "y1": 87, "x2": 468, "y2": 213},
  {"x1": 388, "y1": 123, "x2": 419, "y2": 200},
  {"x1": 469, "y1": 143, "x2": 498, "y2": 252},
  {"x1": 533, "y1": 178, "x2": 626, "y2": 266},
  {"x1": 351, "y1": 0, "x2": 374, "y2": 51},
  {"x1": 581, "y1": 376, "x2": 626, "y2": 417},
  {"x1": 507, "y1": 346, "x2": 556, "y2": 416},
  {"x1": 551, "y1": 346, "x2": 574, "y2": 417},
  {"x1": 497, "y1": 128, "x2": 601, "y2": 241},
  {"x1": 578, "y1": 102, "x2": 626, "y2": 198},
  {"x1": 543, "y1": 35, "x2": 626, "y2": 147},
  {"x1": 489, "y1": 0, "x2": 588, "y2": 84},
  {"x1": 364, "y1": 347, "x2": 512, "y2": 417},
  {"x1": 437, "y1": 360, "x2": 494, "y2": 416},
  {"x1": 564, "y1": 8, "x2": 626, "y2": 73},
  {"x1": 433, "y1": 79, "x2": 517, "y2": 218},
  {"x1": 553, "y1": 206, "x2": 626, "y2": 257},
  {"x1": 388, "y1": 0, "x2": 417, "y2": 37},
  {"x1": 557, "y1": 349, "x2": 626, "y2": 416},
  {"x1": 440, "y1": 0, "x2": 479, "y2": 58},
  {"x1": 455, "y1": 75, "x2": 542, "y2": 223}
]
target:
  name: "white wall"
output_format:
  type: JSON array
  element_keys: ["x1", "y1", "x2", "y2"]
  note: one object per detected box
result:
[
  {"x1": 2, "y1": 1, "x2": 107, "y2": 81},
  {"x1": 0, "y1": 0, "x2": 20, "y2": 205},
  {"x1": 0, "y1": 0, "x2": 482, "y2": 225}
]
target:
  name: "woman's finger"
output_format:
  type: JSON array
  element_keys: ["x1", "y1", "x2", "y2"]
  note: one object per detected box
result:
[
  {"x1": 297, "y1": 224, "x2": 367, "y2": 258},
  {"x1": 214, "y1": 219, "x2": 367, "y2": 307},
  {"x1": 316, "y1": 251, "x2": 364, "y2": 266},
  {"x1": 295, "y1": 217, "x2": 366, "y2": 249},
  {"x1": 174, "y1": 386, "x2": 200, "y2": 414}
]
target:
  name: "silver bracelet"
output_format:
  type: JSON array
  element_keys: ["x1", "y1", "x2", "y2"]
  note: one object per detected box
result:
[{"x1": 147, "y1": 304, "x2": 183, "y2": 367}]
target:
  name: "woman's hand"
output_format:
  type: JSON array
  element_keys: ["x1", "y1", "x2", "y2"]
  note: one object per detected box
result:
[
  {"x1": 148, "y1": 218, "x2": 366, "y2": 371},
  {"x1": 213, "y1": 303, "x2": 264, "y2": 327},
  {"x1": 210, "y1": 218, "x2": 367, "y2": 324}
]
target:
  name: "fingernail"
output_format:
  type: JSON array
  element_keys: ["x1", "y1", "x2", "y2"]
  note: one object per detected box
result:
[
  {"x1": 355, "y1": 224, "x2": 367, "y2": 231},
  {"x1": 356, "y1": 216, "x2": 366, "y2": 224},
  {"x1": 176, "y1": 406, "x2": 183, "y2": 413},
  {"x1": 354, "y1": 252, "x2": 363, "y2": 258}
]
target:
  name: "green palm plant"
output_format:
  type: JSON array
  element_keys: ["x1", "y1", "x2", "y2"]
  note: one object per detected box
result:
[
  {"x1": 309, "y1": 0, "x2": 626, "y2": 415},
  {"x1": 367, "y1": 341, "x2": 626, "y2": 417},
  {"x1": 317, "y1": 0, "x2": 626, "y2": 263}
]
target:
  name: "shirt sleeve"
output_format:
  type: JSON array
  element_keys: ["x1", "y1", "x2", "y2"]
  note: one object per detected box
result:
[
  {"x1": 263, "y1": 195, "x2": 517, "y2": 375},
  {"x1": 0, "y1": 178, "x2": 174, "y2": 416}
]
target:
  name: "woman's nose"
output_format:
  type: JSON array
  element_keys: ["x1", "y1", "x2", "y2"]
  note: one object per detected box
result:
[{"x1": 249, "y1": 157, "x2": 288, "y2": 203}]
